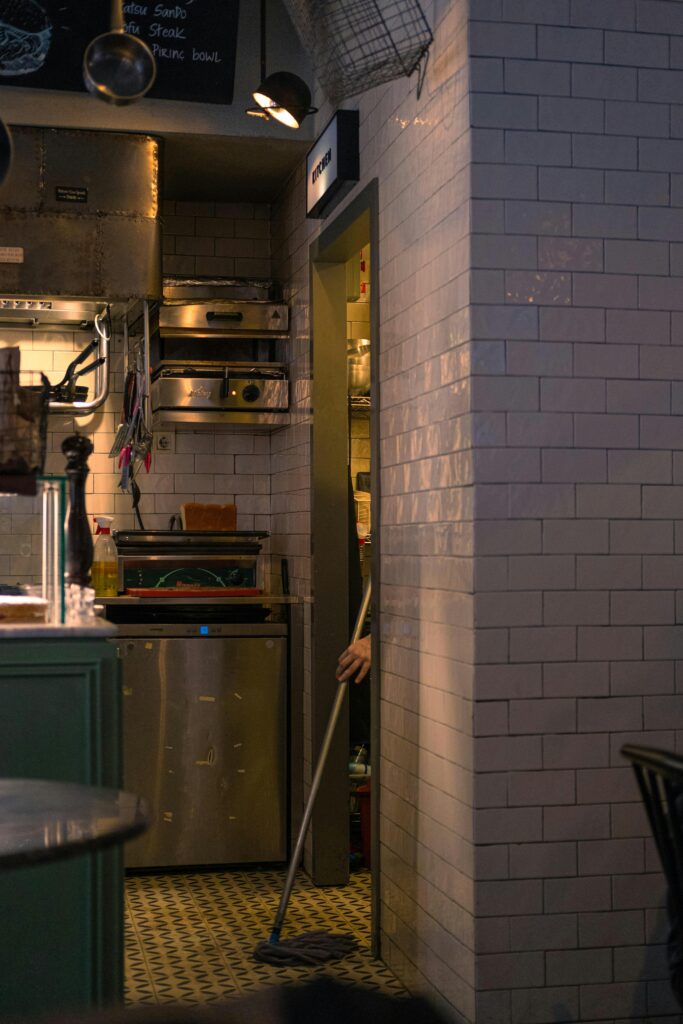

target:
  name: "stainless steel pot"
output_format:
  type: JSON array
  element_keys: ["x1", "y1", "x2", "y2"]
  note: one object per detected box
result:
[
  {"x1": 83, "y1": 0, "x2": 156, "y2": 105},
  {"x1": 347, "y1": 339, "x2": 370, "y2": 395},
  {"x1": 347, "y1": 356, "x2": 369, "y2": 395}
]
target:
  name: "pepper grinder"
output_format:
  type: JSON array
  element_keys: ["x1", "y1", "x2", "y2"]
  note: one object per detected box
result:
[{"x1": 62, "y1": 433, "x2": 94, "y2": 587}]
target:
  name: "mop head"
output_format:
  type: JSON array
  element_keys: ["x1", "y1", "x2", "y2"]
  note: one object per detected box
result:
[{"x1": 253, "y1": 930, "x2": 358, "y2": 965}]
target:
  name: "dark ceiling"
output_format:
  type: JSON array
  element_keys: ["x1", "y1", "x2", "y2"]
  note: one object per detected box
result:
[{"x1": 162, "y1": 132, "x2": 310, "y2": 203}]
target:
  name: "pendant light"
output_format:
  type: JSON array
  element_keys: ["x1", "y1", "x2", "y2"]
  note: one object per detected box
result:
[{"x1": 246, "y1": 0, "x2": 316, "y2": 129}]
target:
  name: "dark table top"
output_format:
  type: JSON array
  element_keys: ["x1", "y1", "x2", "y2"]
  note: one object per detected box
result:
[{"x1": 0, "y1": 778, "x2": 149, "y2": 868}]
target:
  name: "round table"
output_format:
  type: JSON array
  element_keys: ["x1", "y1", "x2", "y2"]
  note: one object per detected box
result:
[{"x1": 0, "y1": 778, "x2": 148, "y2": 868}]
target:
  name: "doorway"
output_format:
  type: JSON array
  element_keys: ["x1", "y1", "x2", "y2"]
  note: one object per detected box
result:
[{"x1": 309, "y1": 181, "x2": 380, "y2": 952}]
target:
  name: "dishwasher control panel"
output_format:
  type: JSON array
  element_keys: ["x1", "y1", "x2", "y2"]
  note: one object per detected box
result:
[{"x1": 115, "y1": 622, "x2": 287, "y2": 637}]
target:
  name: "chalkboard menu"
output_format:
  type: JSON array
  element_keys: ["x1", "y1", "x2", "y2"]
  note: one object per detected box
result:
[{"x1": 0, "y1": 0, "x2": 240, "y2": 104}]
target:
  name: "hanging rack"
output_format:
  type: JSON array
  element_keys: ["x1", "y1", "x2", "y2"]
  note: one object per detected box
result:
[{"x1": 282, "y1": 0, "x2": 433, "y2": 103}]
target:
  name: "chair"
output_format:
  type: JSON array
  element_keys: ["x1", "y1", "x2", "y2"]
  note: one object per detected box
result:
[{"x1": 622, "y1": 743, "x2": 683, "y2": 1008}]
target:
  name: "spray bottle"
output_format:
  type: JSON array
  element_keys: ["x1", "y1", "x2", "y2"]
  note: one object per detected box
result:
[{"x1": 92, "y1": 516, "x2": 118, "y2": 597}]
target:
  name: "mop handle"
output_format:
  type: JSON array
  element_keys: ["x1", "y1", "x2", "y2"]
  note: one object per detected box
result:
[{"x1": 270, "y1": 579, "x2": 372, "y2": 940}]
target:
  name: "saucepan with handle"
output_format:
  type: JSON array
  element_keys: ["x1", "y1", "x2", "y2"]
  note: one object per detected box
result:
[{"x1": 83, "y1": 0, "x2": 156, "y2": 105}]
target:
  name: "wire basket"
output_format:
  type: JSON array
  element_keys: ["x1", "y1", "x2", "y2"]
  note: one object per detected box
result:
[
  {"x1": 284, "y1": 0, "x2": 433, "y2": 102},
  {"x1": 0, "y1": 351, "x2": 49, "y2": 495}
]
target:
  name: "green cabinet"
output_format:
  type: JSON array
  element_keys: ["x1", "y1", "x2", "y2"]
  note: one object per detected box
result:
[{"x1": 0, "y1": 638, "x2": 122, "y2": 1018}]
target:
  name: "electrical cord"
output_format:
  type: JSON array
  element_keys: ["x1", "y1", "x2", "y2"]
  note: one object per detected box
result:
[{"x1": 129, "y1": 464, "x2": 145, "y2": 531}]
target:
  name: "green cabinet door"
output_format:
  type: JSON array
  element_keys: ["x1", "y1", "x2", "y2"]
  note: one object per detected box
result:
[{"x1": 0, "y1": 639, "x2": 123, "y2": 1018}]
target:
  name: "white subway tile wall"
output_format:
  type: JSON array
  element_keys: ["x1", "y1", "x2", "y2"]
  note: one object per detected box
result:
[
  {"x1": 162, "y1": 200, "x2": 273, "y2": 280},
  {"x1": 271, "y1": 158, "x2": 315, "y2": 868},
  {"x1": 470, "y1": 1, "x2": 683, "y2": 1021},
  {"x1": 272, "y1": 0, "x2": 476, "y2": 1017}
]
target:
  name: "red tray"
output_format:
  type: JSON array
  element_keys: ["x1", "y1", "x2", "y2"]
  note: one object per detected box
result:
[{"x1": 126, "y1": 588, "x2": 263, "y2": 598}]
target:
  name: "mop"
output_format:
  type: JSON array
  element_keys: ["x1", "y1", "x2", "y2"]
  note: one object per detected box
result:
[{"x1": 254, "y1": 581, "x2": 372, "y2": 966}]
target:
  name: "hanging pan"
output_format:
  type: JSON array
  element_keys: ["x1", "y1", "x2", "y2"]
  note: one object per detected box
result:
[{"x1": 83, "y1": 0, "x2": 156, "y2": 105}]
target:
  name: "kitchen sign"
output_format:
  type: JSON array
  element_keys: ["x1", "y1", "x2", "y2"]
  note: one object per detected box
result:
[
  {"x1": 306, "y1": 110, "x2": 360, "y2": 219},
  {"x1": 0, "y1": 247, "x2": 24, "y2": 264},
  {"x1": 0, "y1": 0, "x2": 239, "y2": 105},
  {"x1": 55, "y1": 187, "x2": 88, "y2": 204}
]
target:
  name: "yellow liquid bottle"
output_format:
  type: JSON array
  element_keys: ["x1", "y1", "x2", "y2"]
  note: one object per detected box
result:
[
  {"x1": 92, "y1": 516, "x2": 118, "y2": 597},
  {"x1": 92, "y1": 560, "x2": 118, "y2": 598}
]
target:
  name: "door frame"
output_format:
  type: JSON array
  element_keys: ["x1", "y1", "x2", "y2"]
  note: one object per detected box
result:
[{"x1": 309, "y1": 179, "x2": 381, "y2": 948}]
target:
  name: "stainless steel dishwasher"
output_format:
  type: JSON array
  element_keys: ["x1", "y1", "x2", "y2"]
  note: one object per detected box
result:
[{"x1": 113, "y1": 616, "x2": 287, "y2": 869}]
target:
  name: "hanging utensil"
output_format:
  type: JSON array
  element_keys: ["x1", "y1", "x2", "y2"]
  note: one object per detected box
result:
[
  {"x1": 110, "y1": 366, "x2": 137, "y2": 458},
  {"x1": 131, "y1": 357, "x2": 153, "y2": 467},
  {"x1": 83, "y1": 0, "x2": 156, "y2": 106},
  {"x1": 50, "y1": 339, "x2": 104, "y2": 403},
  {"x1": 109, "y1": 423, "x2": 128, "y2": 458},
  {"x1": 72, "y1": 357, "x2": 105, "y2": 381},
  {"x1": 54, "y1": 339, "x2": 99, "y2": 392},
  {"x1": 52, "y1": 358, "x2": 106, "y2": 404},
  {"x1": 24, "y1": 335, "x2": 103, "y2": 405},
  {"x1": 47, "y1": 305, "x2": 111, "y2": 414},
  {"x1": 63, "y1": 357, "x2": 106, "y2": 401},
  {"x1": 119, "y1": 444, "x2": 132, "y2": 491}
]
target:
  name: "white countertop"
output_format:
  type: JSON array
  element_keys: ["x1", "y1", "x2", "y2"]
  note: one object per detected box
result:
[{"x1": 0, "y1": 621, "x2": 118, "y2": 639}]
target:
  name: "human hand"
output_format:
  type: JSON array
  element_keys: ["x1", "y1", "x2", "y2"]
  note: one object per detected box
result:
[{"x1": 336, "y1": 634, "x2": 371, "y2": 683}]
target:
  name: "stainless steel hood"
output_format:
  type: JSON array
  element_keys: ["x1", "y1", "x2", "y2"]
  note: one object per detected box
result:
[
  {"x1": 0, "y1": 125, "x2": 161, "y2": 304},
  {"x1": 0, "y1": 126, "x2": 161, "y2": 414},
  {"x1": 0, "y1": 297, "x2": 114, "y2": 331}
]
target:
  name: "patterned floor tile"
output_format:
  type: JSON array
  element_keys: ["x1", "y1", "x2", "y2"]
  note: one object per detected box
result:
[{"x1": 125, "y1": 868, "x2": 405, "y2": 1005}]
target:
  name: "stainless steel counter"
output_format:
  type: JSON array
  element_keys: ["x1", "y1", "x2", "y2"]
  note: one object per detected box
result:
[
  {"x1": 0, "y1": 622, "x2": 118, "y2": 639},
  {"x1": 101, "y1": 595, "x2": 298, "y2": 605}
]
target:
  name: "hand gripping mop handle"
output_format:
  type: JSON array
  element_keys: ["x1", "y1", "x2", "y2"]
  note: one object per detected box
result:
[{"x1": 269, "y1": 580, "x2": 372, "y2": 943}]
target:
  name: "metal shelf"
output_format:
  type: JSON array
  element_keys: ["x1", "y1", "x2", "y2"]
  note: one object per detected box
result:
[{"x1": 152, "y1": 409, "x2": 291, "y2": 432}]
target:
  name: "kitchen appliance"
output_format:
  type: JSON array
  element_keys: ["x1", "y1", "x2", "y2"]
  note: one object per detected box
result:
[
  {"x1": 112, "y1": 611, "x2": 287, "y2": 868},
  {"x1": 153, "y1": 279, "x2": 288, "y2": 362},
  {"x1": 114, "y1": 529, "x2": 267, "y2": 596},
  {"x1": 158, "y1": 299, "x2": 289, "y2": 339},
  {"x1": 107, "y1": 527, "x2": 287, "y2": 868},
  {"x1": 149, "y1": 280, "x2": 290, "y2": 427},
  {"x1": 151, "y1": 361, "x2": 289, "y2": 416}
]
